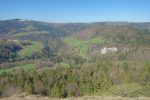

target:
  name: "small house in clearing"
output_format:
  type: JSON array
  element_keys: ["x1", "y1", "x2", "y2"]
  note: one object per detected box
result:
[{"x1": 101, "y1": 47, "x2": 118, "y2": 54}]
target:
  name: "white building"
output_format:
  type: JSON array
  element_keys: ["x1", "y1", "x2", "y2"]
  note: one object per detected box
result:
[
  {"x1": 9, "y1": 40, "x2": 19, "y2": 42},
  {"x1": 101, "y1": 47, "x2": 118, "y2": 54}
]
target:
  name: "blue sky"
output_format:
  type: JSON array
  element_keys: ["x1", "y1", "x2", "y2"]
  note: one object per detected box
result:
[{"x1": 0, "y1": 0, "x2": 150, "y2": 22}]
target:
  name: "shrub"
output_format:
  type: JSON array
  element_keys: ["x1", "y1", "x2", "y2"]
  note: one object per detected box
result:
[{"x1": 109, "y1": 83, "x2": 143, "y2": 97}]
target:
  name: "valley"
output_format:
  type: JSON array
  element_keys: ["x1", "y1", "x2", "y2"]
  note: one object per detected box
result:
[{"x1": 0, "y1": 19, "x2": 149, "y2": 99}]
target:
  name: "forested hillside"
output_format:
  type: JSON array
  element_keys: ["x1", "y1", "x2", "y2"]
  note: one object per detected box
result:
[{"x1": 0, "y1": 19, "x2": 150, "y2": 98}]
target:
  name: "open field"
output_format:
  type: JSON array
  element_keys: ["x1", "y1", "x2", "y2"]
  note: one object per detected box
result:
[
  {"x1": 64, "y1": 36, "x2": 103, "y2": 58},
  {"x1": 0, "y1": 63, "x2": 35, "y2": 75},
  {"x1": 14, "y1": 31, "x2": 48, "y2": 37},
  {"x1": 17, "y1": 41, "x2": 43, "y2": 57}
]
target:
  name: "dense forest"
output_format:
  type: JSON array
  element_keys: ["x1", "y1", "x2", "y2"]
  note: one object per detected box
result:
[{"x1": 0, "y1": 19, "x2": 150, "y2": 98}]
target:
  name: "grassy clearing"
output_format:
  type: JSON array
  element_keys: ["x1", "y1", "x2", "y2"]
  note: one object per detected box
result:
[
  {"x1": 64, "y1": 37, "x2": 88, "y2": 58},
  {"x1": 0, "y1": 63, "x2": 35, "y2": 75},
  {"x1": 21, "y1": 25, "x2": 36, "y2": 31},
  {"x1": 59, "y1": 62, "x2": 70, "y2": 68},
  {"x1": 88, "y1": 36, "x2": 104, "y2": 44},
  {"x1": 17, "y1": 41, "x2": 43, "y2": 57},
  {"x1": 64, "y1": 37, "x2": 103, "y2": 58},
  {"x1": 14, "y1": 31, "x2": 48, "y2": 37}
]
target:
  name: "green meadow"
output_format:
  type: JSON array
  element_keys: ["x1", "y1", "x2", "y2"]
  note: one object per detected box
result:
[
  {"x1": 64, "y1": 37, "x2": 103, "y2": 58},
  {"x1": 0, "y1": 63, "x2": 35, "y2": 75},
  {"x1": 17, "y1": 41, "x2": 43, "y2": 57},
  {"x1": 14, "y1": 31, "x2": 48, "y2": 37}
]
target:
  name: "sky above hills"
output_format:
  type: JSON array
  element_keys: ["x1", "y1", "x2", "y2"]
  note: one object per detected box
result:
[{"x1": 0, "y1": 0, "x2": 150, "y2": 22}]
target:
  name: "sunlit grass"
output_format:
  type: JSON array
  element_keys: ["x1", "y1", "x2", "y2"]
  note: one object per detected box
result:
[
  {"x1": 17, "y1": 41, "x2": 43, "y2": 57},
  {"x1": 0, "y1": 63, "x2": 35, "y2": 75},
  {"x1": 64, "y1": 37, "x2": 103, "y2": 59},
  {"x1": 14, "y1": 31, "x2": 48, "y2": 37}
]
